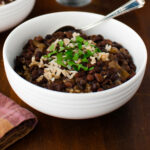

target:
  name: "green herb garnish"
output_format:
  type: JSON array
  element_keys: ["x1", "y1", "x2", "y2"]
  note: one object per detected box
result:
[
  {"x1": 78, "y1": 49, "x2": 84, "y2": 56},
  {"x1": 95, "y1": 47, "x2": 101, "y2": 53},
  {"x1": 89, "y1": 67, "x2": 94, "y2": 71},
  {"x1": 84, "y1": 41, "x2": 89, "y2": 46},
  {"x1": 76, "y1": 36, "x2": 84, "y2": 43},
  {"x1": 77, "y1": 64, "x2": 88, "y2": 71},
  {"x1": 78, "y1": 43, "x2": 82, "y2": 49},
  {"x1": 82, "y1": 57, "x2": 88, "y2": 63},
  {"x1": 43, "y1": 55, "x2": 48, "y2": 58},
  {"x1": 56, "y1": 53, "x2": 66, "y2": 67},
  {"x1": 48, "y1": 43, "x2": 55, "y2": 51},
  {"x1": 72, "y1": 65, "x2": 78, "y2": 71},
  {"x1": 59, "y1": 47, "x2": 65, "y2": 52},
  {"x1": 68, "y1": 61, "x2": 75, "y2": 66},
  {"x1": 65, "y1": 50, "x2": 73, "y2": 60},
  {"x1": 73, "y1": 53, "x2": 79, "y2": 61},
  {"x1": 43, "y1": 34, "x2": 102, "y2": 72},
  {"x1": 91, "y1": 44, "x2": 96, "y2": 47},
  {"x1": 47, "y1": 50, "x2": 57, "y2": 57},
  {"x1": 58, "y1": 40, "x2": 64, "y2": 47},
  {"x1": 85, "y1": 50, "x2": 93, "y2": 58}
]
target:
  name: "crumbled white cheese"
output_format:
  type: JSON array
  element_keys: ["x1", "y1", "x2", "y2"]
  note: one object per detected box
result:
[
  {"x1": 29, "y1": 56, "x2": 38, "y2": 67},
  {"x1": 42, "y1": 59, "x2": 77, "y2": 82},
  {"x1": 44, "y1": 69, "x2": 52, "y2": 81},
  {"x1": 68, "y1": 43, "x2": 74, "y2": 48},
  {"x1": 86, "y1": 45, "x2": 95, "y2": 52},
  {"x1": 90, "y1": 56, "x2": 96, "y2": 64},
  {"x1": 63, "y1": 38, "x2": 70, "y2": 46},
  {"x1": 72, "y1": 32, "x2": 80, "y2": 41},
  {"x1": 29, "y1": 56, "x2": 44, "y2": 68},
  {"x1": 97, "y1": 52, "x2": 109, "y2": 61},
  {"x1": 105, "y1": 44, "x2": 112, "y2": 51},
  {"x1": 88, "y1": 40, "x2": 96, "y2": 45}
]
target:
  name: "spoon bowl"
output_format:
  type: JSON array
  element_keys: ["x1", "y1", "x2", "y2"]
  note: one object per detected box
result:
[{"x1": 55, "y1": 0, "x2": 145, "y2": 33}]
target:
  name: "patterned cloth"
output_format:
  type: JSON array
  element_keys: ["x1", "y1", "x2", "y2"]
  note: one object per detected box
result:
[{"x1": 0, "y1": 93, "x2": 37, "y2": 150}]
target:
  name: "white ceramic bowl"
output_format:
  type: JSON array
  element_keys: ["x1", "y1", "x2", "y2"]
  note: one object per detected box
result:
[
  {"x1": 3, "y1": 12, "x2": 147, "y2": 119},
  {"x1": 0, "y1": 0, "x2": 35, "y2": 32}
]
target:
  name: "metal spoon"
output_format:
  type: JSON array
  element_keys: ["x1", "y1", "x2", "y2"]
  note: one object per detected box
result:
[{"x1": 54, "y1": 0, "x2": 145, "y2": 33}]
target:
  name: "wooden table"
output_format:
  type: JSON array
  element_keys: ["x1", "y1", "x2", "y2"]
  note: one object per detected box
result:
[{"x1": 0, "y1": 0, "x2": 150, "y2": 149}]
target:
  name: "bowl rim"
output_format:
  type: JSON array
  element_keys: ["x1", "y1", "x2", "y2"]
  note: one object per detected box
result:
[
  {"x1": 0, "y1": 0, "x2": 22, "y2": 9},
  {"x1": 3, "y1": 11, "x2": 148, "y2": 97}
]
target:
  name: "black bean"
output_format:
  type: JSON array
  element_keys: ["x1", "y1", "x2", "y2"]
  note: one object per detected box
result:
[
  {"x1": 94, "y1": 66, "x2": 101, "y2": 73},
  {"x1": 38, "y1": 69, "x2": 44, "y2": 76},
  {"x1": 112, "y1": 42, "x2": 123, "y2": 49},
  {"x1": 94, "y1": 73, "x2": 103, "y2": 82},
  {"x1": 78, "y1": 84, "x2": 85, "y2": 90},
  {"x1": 91, "y1": 82, "x2": 100, "y2": 91},
  {"x1": 89, "y1": 35, "x2": 104, "y2": 42},
  {"x1": 35, "y1": 51, "x2": 42, "y2": 61},
  {"x1": 97, "y1": 88, "x2": 103, "y2": 92},
  {"x1": 45, "y1": 34, "x2": 52, "y2": 40},
  {"x1": 64, "y1": 81, "x2": 73, "y2": 88},
  {"x1": 87, "y1": 74, "x2": 94, "y2": 81},
  {"x1": 79, "y1": 79, "x2": 86, "y2": 85},
  {"x1": 65, "y1": 32, "x2": 72, "y2": 38},
  {"x1": 34, "y1": 36, "x2": 43, "y2": 42},
  {"x1": 14, "y1": 31, "x2": 136, "y2": 93},
  {"x1": 24, "y1": 51, "x2": 33, "y2": 60},
  {"x1": 31, "y1": 70, "x2": 39, "y2": 80},
  {"x1": 89, "y1": 69, "x2": 95, "y2": 74},
  {"x1": 100, "y1": 40, "x2": 112, "y2": 46}
]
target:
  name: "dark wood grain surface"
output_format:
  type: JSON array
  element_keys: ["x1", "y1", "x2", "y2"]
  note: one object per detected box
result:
[{"x1": 0, "y1": 0, "x2": 150, "y2": 150}]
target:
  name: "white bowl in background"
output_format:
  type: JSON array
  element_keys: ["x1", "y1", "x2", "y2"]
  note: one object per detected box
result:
[
  {"x1": 3, "y1": 12, "x2": 147, "y2": 119},
  {"x1": 0, "y1": 0, "x2": 35, "y2": 32}
]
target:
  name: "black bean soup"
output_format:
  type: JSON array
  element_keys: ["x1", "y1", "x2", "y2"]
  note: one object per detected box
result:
[
  {"x1": 0, "y1": 0, "x2": 15, "y2": 6},
  {"x1": 15, "y1": 30, "x2": 136, "y2": 93}
]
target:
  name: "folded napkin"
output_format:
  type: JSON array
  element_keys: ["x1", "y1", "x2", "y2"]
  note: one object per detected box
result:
[{"x1": 0, "y1": 93, "x2": 38, "y2": 150}]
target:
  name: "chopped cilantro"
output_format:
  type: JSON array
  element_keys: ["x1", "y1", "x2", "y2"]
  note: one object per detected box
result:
[
  {"x1": 89, "y1": 67, "x2": 94, "y2": 71},
  {"x1": 65, "y1": 50, "x2": 73, "y2": 60},
  {"x1": 59, "y1": 47, "x2": 65, "y2": 52},
  {"x1": 72, "y1": 65, "x2": 78, "y2": 71},
  {"x1": 78, "y1": 49, "x2": 84, "y2": 56},
  {"x1": 48, "y1": 43, "x2": 55, "y2": 51},
  {"x1": 91, "y1": 44, "x2": 96, "y2": 47},
  {"x1": 76, "y1": 36, "x2": 84, "y2": 43},
  {"x1": 68, "y1": 61, "x2": 75, "y2": 66},
  {"x1": 95, "y1": 47, "x2": 101, "y2": 52},
  {"x1": 78, "y1": 43, "x2": 82, "y2": 49},
  {"x1": 82, "y1": 57, "x2": 88, "y2": 63},
  {"x1": 73, "y1": 53, "x2": 79, "y2": 61},
  {"x1": 56, "y1": 53, "x2": 66, "y2": 67},
  {"x1": 84, "y1": 41, "x2": 89, "y2": 46},
  {"x1": 42, "y1": 35, "x2": 102, "y2": 72},
  {"x1": 43, "y1": 55, "x2": 48, "y2": 58},
  {"x1": 47, "y1": 50, "x2": 57, "y2": 57},
  {"x1": 77, "y1": 64, "x2": 88, "y2": 71},
  {"x1": 58, "y1": 40, "x2": 64, "y2": 47},
  {"x1": 84, "y1": 50, "x2": 93, "y2": 58}
]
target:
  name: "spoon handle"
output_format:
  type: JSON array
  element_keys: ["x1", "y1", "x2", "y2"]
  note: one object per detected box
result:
[{"x1": 81, "y1": 0, "x2": 145, "y2": 31}]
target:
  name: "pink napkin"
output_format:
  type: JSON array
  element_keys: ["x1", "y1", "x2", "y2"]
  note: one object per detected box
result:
[{"x1": 0, "y1": 93, "x2": 38, "y2": 150}]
